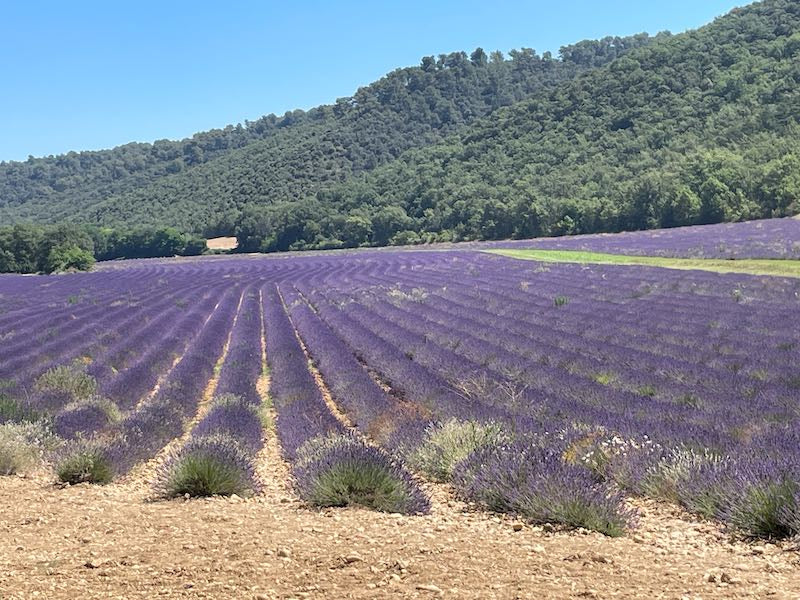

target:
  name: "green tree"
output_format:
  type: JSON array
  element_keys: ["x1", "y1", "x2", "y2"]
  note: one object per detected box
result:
[
  {"x1": 43, "y1": 245, "x2": 95, "y2": 274},
  {"x1": 371, "y1": 206, "x2": 412, "y2": 246}
]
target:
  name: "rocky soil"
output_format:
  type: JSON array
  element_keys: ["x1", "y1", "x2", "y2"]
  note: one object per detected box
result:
[{"x1": 2, "y1": 437, "x2": 799, "y2": 600}]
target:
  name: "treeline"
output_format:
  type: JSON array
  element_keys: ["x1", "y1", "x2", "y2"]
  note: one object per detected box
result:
[
  {"x1": 237, "y1": 0, "x2": 800, "y2": 251},
  {"x1": 0, "y1": 225, "x2": 206, "y2": 274},
  {"x1": 0, "y1": 34, "x2": 661, "y2": 232}
]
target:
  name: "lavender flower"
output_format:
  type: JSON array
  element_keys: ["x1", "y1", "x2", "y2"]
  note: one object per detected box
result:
[
  {"x1": 192, "y1": 394, "x2": 263, "y2": 454},
  {"x1": 52, "y1": 396, "x2": 120, "y2": 439}
]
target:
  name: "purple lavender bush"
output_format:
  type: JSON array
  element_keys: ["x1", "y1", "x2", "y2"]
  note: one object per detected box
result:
[
  {"x1": 52, "y1": 396, "x2": 121, "y2": 439},
  {"x1": 454, "y1": 438, "x2": 635, "y2": 536},
  {"x1": 719, "y1": 458, "x2": 800, "y2": 539},
  {"x1": 293, "y1": 433, "x2": 430, "y2": 514},
  {"x1": 675, "y1": 457, "x2": 733, "y2": 519},
  {"x1": 102, "y1": 397, "x2": 186, "y2": 476},
  {"x1": 154, "y1": 433, "x2": 261, "y2": 498}
]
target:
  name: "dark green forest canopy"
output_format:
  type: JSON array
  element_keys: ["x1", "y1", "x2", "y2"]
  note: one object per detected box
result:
[
  {"x1": 287, "y1": 0, "x2": 800, "y2": 250},
  {"x1": 2, "y1": 0, "x2": 799, "y2": 258},
  {"x1": 0, "y1": 34, "x2": 660, "y2": 234}
]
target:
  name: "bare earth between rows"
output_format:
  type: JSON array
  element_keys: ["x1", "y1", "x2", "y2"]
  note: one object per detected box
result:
[{"x1": 2, "y1": 447, "x2": 799, "y2": 600}]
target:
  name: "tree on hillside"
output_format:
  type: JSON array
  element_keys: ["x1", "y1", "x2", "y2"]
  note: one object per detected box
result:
[{"x1": 43, "y1": 245, "x2": 95, "y2": 274}]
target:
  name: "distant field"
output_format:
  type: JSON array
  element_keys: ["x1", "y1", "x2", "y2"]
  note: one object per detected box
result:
[
  {"x1": 489, "y1": 217, "x2": 800, "y2": 259},
  {"x1": 488, "y1": 248, "x2": 800, "y2": 277},
  {"x1": 205, "y1": 236, "x2": 238, "y2": 250}
]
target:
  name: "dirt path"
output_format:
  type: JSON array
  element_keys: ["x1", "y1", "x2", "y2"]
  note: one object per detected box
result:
[
  {"x1": 254, "y1": 286, "x2": 293, "y2": 501},
  {"x1": 1, "y1": 473, "x2": 798, "y2": 600}
]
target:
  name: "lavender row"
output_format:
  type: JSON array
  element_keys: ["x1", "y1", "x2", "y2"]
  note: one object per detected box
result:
[
  {"x1": 155, "y1": 288, "x2": 266, "y2": 497},
  {"x1": 262, "y1": 284, "x2": 344, "y2": 460},
  {"x1": 191, "y1": 286, "x2": 265, "y2": 455},
  {"x1": 212, "y1": 287, "x2": 263, "y2": 407},
  {"x1": 263, "y1": 285, "x2": 428, "y2": 513}
]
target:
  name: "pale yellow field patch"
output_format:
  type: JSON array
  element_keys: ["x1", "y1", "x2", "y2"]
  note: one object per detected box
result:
[{"x1": 206, "y1": 236, "x2": 238, "y2": 251}]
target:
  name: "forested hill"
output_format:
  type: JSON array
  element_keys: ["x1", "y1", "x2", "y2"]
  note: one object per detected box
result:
[
  {"x1": 276, "y1": 0, "x2": 799, "y2": 249},
  {"x1": 0, "y1": 34, "x2": 659, "y2": 232},
  {"x1": 4, "y1": 0, "x2": 799, "y2": 256}
]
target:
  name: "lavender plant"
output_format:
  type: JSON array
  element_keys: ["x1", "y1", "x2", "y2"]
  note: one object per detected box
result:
[
  {"x1": 406, "y1": 418, "x2": 508, "y2": 482},
  {"x1": 55, "y1": 440, "x2": 114, "y2": 485},
  {"x1": 294, "y1": 433, "x2": 430, "y2": 514},
  {"x1": 0, "y1": 395, "x2": 40, "y2": 424},
  {"x1": 719, "y1": 458, "x2": 800, "y2": 539},
  {"x1": 639, "y1": 447, "x2": 725, "y2": 504},
  {"x1": 454, "y1": 438, "x2": 634, "y2": 536},
  {"x1": 191, "y1": 394, "x2": 263, "y2": 454},
  {"x1": 52, "y1": 396, "x2": 121, "y2": 439},
  {"x1": 33, "y1": 361, "x2": 97, "y2": 411},
  {"x1": 154, "y1": 434, "x2": 261, "y2": 498}
]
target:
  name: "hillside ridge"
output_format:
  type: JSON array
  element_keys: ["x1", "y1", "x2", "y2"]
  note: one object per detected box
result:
[{"x1": 0, "y1": 34, "x2": 659, "y2": 232}]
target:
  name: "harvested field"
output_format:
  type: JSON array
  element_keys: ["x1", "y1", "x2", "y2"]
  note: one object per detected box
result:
[{"x1": 206, "y1": 237, "x2": 239, "y2": 251}]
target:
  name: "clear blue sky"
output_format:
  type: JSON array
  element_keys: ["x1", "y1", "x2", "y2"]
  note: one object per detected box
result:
[{"x1": 0, "y1": 0, "x2": 743, "y2": 162}]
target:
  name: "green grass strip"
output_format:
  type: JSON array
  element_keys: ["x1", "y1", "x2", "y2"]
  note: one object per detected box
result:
[{"x1": 486, "y1": 249, "x2": 800, "y2": 278}]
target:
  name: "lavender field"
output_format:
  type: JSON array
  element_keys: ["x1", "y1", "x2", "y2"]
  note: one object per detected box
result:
[
  {"x1": 491, "y1": 217, "x2": 800, "y2": 259},
  {"x1": 2, "y1": 242, "x2": 800, "y2": 538}
]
